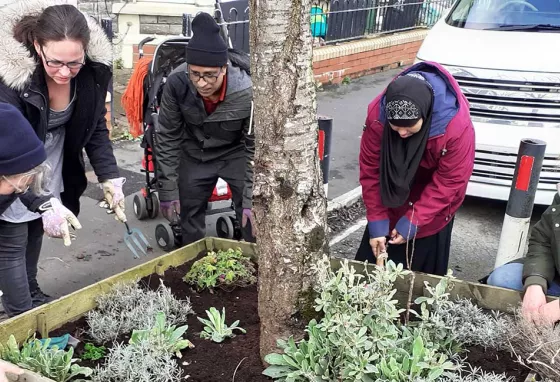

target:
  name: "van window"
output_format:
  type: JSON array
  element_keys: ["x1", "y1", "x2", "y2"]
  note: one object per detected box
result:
[{"x1": 446, "y1": 0, "x2": 560, "y2": 29}]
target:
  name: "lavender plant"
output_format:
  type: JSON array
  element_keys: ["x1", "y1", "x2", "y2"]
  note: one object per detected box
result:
[
  {"x1": 92, "y1": 341, "x2": 182, "y2": 382},
  {"x1": 87, "y1": 279, "x2": 193, "y2": 343}
]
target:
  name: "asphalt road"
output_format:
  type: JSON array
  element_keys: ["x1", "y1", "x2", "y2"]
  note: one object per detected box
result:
[{"x1": 29, "y1": 69, "x2": 548, "y2": 304}]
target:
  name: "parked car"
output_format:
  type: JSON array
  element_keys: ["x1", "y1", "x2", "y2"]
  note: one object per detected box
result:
[{"x1": 415, "y1": 0, "x2": 560, "y2": 205}]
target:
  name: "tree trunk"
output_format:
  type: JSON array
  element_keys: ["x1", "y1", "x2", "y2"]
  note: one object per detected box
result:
[{"x1": 249, "y1": 0, "x2": 328, "y2": 362}]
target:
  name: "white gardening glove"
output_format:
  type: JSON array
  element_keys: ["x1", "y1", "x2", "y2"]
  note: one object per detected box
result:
[
  {"x1": 101, "y1": 177, "x2": 126, "y2": 222},
  {"x1": 0, "y1": 360, "x2": 23, "y2": 382},
  {"x1": 38, "y1": 198, "x2": 82, "y2": 247}
]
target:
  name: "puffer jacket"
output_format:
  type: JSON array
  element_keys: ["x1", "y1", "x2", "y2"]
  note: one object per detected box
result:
[
  {"x1": 155, "y1": 61, "x2": 254, "y2": 208},
  {"x1": 360, "y1": 61, "x2": 475, "y2": 240},
  {"x1": 0, "y1": 0, "x2": 119, "y2": 216},
  {"x1": 523, "y1": 186, "x2": 560, "y2": 293}
]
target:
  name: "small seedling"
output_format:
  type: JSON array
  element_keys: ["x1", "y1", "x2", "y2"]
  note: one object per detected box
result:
[
  {"x1": 183, "y1": 248, "x2": 256, "y2": 291},
  {"x1": 81, "y1": 343, "x2": 106, "y2": 361},
  {"x1": 197, "y1": 307, "x2": 246, "y2": 343},
  {"x1": 129, "y1": 311, "x2": 194, "y2": 358}
]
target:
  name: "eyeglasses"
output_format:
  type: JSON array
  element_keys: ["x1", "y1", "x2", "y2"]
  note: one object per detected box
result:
[
  {"x1": 2, "y1": 172, "x2": 37, "y2": 194},
  {"x1": 188, "y1": 67, "x2": 223, "y2": 84},
  {"x1": 40, "y1": 46, "x2": 85, "y2": 70}
]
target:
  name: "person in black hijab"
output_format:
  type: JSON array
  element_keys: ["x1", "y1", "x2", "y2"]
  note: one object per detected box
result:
[
  {"x1": 380, "y1": 75, "x2": 434, "y2": 208},
  {"x1": 355, "y1": 63, "x2": 475, "y2": 276}
]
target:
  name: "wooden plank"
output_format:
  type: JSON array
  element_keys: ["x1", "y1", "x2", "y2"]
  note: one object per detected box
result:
[
  {"x1": 204, "y1": 237, "x2": 258, "y2": 261},
  {"x1": 0, "y1": 239, "x2": 207, "y2": 344},
  {"x1": 36, "y1": 313, "x2": 48, "y2": 340},
  {"x1": 330, "y1": 258, "x2": 558, "y2": 314}
]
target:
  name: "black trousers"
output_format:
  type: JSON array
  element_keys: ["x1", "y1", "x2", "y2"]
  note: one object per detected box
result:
[
  {"x1": 355, "y1": 218, "x2": 454, "y2": 276},
  {"x1": 0, "y1": 219, "x2": 44, "y2": 317},
  {"x1": 178, "y1": 155, "x2": 254, "y2": 246}
]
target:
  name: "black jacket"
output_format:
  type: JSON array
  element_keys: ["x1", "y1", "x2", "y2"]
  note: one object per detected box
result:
[
  {"x1": 523, "y1": 189, "x2": 560, "y2": 293},
  {"x1": 0, "y1": 0, "x2": 118, "y2": 216},
  {"x1": 156, "y1": 60, "x2": 254, "y2": 208}
]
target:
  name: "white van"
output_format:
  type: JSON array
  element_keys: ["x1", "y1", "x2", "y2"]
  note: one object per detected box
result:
[{"x1": 415, "y1": 0, "x2": 560, "y2": 205}]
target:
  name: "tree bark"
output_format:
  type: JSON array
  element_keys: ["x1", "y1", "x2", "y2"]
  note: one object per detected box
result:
[{"x1": 249, "y1": 0, "x2": 328, "y2": 362}]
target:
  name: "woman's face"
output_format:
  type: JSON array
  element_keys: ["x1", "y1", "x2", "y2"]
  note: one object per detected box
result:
[
  {"x1": 34, "y1": 39, "x2": 85, "y2": 85},
  {"x1": 0, "y1": 173, "x2": 36, "y2": 195},
  {"x1": 389, "y1": 118, "x2": 423, "y2": 139}
]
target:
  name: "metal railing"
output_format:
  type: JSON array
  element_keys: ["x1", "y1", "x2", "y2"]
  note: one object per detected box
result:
[{"x1": 211, "y1": 0, "x2": 455, "y2": 52}]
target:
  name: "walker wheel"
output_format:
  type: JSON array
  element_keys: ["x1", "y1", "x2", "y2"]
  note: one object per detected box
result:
[
  {"x1": 155, "y1": 223, "x2": 176, "y2": 252},
  {"x1": 133, "y1": 193, "x2": 149, "y2": 220},
  {"x1": 216, "y1": 216, "x2": 234, "y2": 239}
]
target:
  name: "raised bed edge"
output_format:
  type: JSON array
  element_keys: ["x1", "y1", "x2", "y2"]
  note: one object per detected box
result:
[
  {"x1": 332, "y1": 259, "x2": 559, "y2": 315},
  {"x1": 0, "y1": 239, "x2": 555, "y2": 382},
  {"x1": 0, "y1": 238, "x2": 255, "y2": 345}
]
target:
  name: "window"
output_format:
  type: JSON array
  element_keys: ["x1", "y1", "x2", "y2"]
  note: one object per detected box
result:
[{"x1": 446, "y1": 0, "x2": 560, "y2": 30}]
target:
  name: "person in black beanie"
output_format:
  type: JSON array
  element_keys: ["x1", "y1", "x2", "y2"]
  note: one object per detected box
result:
[
  {"x1": 0, "y1": 102, "x2": 82, "y2": 317},
  {"x1": 155, "y1": 12, "x2": 255, "y2": 246}
]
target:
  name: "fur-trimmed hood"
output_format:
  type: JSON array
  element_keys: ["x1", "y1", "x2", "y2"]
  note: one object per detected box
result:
[{"x1": 0, "y1": 0, "x2": 112, "y2": 91}]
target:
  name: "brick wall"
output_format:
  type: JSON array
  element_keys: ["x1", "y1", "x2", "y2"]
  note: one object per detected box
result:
[
  {"x1": 131, "y1": 29, "x2": 428, "y2": 84},
  {"x1": 312, "y1": 30, "x2": 428, "y2": 85},
  {"x1": 132, "y1": 44, "x2": 156, "y2": 66}
]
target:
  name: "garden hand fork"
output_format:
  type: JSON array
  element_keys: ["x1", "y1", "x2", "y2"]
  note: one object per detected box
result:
[
  {"x1": 123, "y1": 220, "x2": 151, "y2": 259},
  {"x1": 115, "y1": 206, "x2": 151, "y2": 258}
]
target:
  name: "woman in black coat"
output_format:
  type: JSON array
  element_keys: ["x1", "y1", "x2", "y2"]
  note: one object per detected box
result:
[{"x1": 0, "y1": 0, "x2": 126, "y2": 317}]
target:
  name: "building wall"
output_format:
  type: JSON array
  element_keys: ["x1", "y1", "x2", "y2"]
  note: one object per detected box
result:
[
  {"x1": 131, "y1": 29, "x2": 428, "y2": 86},
  {"x1": 312, "y1": 30, "x2": 428, "y2": 85}
]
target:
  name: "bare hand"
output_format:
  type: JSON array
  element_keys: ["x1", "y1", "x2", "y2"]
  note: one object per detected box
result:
[
  {"x1": 369, "y1": 236, "x2": 386, "y2": 259},
  {"x1": 388, "y1": 229, "x2": 406, "y2": 245},
  {"x1": 537, "y1": 300, "x2": 560, "y2": 325},
  {"x1": 522, "y1": 285, "x2": 547, "y2": 321},
  {"x1": 0, "y1": 360, "x2": 23, "y2": 382}
]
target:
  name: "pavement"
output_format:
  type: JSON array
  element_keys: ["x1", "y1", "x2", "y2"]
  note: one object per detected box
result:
[{"x1": 29, "y1": 69, "x2": 547, "y2": 304}]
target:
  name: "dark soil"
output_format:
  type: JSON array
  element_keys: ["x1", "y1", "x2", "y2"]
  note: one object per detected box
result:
[
  {"x1": 465, "y1": 345, "x2": 529, "y2": 381},
  {"x1": 139, "y1": 255, "x2": 270, "y2": 382},
  {"x1": 51, "y1": 249, "x2": 530, "y2": 382},
  {"x1": 51, "y1": 251, "x2": 271, "y2": 382}
]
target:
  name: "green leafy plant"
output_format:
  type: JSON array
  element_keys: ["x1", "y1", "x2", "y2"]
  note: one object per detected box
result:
[
  {"x1": 197, "y1": 307, "x2": 246, "y2": 343},
  {"x1": 0, "y1": 334, "x2": 92, "y2": 382},
  {"x1": 129, "y1": 311, "x2": 194, "y2": 358},
  {"x1": 81, "y1": 343, "x2": 106, "y2": 361},
  {"x1": 183, "y1": 248, "x2": 256, "y2": 290},
  {"x1": 263, "y1": 257, "x2": 511, "y2": 382}
]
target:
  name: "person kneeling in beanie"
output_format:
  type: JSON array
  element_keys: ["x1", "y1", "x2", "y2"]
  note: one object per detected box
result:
[
  {"x1": 155, "y1": 12, "x2": 255, "y2": 245},
  {"x1": 0, "y1": 103, "x2": 81, "y2": 317}
]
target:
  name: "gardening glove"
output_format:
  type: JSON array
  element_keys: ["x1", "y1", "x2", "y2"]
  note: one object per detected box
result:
[
  {"x1": 101, "y1": 177, "x2": 126, "y2": 222},
  {"x1": 242, "y1": 208, "x2": 255, "y2": 237},
  {"x1": 38, "y1": 198, "x2": 82, "y2": 247},
  {"x1": 161, "y1": 200, "x2": 180, "y2": 223},
  {"x1": 0, "y1": 360, "x2": 23, "y2": 382}
]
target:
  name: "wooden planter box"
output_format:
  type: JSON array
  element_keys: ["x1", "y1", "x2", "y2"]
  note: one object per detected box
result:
[{"x1": 1, "y1": 237, "x2": 554, "y2": 381}]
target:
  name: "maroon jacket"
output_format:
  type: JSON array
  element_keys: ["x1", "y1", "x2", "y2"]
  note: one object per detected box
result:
[{"x1": 360, "y1": 62, "x2": 475, "y2": 240}]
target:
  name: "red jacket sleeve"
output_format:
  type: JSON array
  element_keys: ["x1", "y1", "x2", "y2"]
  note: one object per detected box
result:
[
  {"x1": 359, "y1": 101, "x2": 390, "y2": 238},
  {"x1": 395, "y1": 122, "x2": 475, "y2": 239}
]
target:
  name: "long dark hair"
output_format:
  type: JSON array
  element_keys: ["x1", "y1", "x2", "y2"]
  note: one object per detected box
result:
[{"x1": 13, "y1": 4, "x2": 90, "y2": 60}]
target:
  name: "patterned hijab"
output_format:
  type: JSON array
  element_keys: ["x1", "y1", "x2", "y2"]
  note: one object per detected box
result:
[{"x1": 380, "y1": 74, "x2": 434, "y2": 208}]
